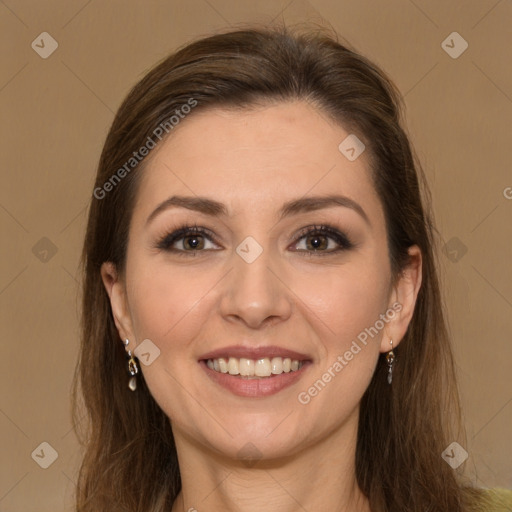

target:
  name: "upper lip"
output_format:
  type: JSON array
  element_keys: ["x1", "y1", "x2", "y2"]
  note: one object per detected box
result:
[{"x1": 199, "y1": 345, "x2": 311, "y2": 361}]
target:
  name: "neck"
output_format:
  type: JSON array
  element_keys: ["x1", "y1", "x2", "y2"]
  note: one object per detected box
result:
[{"x1": 170, "y1": 412, "x2": 371, "y2": 512}]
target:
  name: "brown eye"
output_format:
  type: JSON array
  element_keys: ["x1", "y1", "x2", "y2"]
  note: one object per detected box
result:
[
  {"x1": 181, "y1": 233, "x2": 206, "y2": 250},
  {"x1": 304, "y1": 233, "x2": 329, "y2": 251},
  {"x1": 156, "y1": 225, "x2": 220, "y2": 255},
  {"x1": 292, "y1": 225, "x2": 353, "y2": 255}
]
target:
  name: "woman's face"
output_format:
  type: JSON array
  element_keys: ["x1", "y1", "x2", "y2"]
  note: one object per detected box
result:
[{"x1": 104, "y1": 100, "x2": 421, "y2": 461}]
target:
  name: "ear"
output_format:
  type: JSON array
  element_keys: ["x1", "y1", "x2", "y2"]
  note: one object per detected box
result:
[
  {"x1": 380, "y1": 245, "x2": 422, "y2": 353},
  {"x1": 101, "y1": 262, "x2": 136, "y2": 344}
]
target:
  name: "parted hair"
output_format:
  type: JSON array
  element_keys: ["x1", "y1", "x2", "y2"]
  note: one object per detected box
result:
[{"x1": 73, "y1": 22, "x2": 491, "y2": 512}]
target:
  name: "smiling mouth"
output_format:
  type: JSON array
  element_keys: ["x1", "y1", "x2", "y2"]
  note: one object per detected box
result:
[{"x1": 205, "y1": 356, "x2": 305, "y2": 378}]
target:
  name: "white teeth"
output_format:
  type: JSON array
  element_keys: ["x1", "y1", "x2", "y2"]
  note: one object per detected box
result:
[
  {"x1": 228, "y1": 357, "x2": 239, "y2": 375},
  {"x1": 239, "y1": 358, "x2": 254, "y2": 376},
  {"x1": 271, "y1": 357, "x2": 283, "y2": 374},
  {"x1": 255, "y1": 358, "x2": 271, "y2": 377},
  {"x1": 218, "y1": 358, "x2": 228, "y2": 373},
  {"x1": 206, "y1": 356, "x2": 304, "y2": 377}
]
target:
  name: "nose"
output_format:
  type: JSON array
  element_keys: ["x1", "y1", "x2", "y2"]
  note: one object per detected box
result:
[{"x1": 219, "y1": 242, "x2": 293, "y2": 329}]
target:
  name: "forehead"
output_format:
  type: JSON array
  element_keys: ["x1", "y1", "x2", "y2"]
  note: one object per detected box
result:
[{"x1": 133, "y1": 100, "x2": 383, "y2": 223}]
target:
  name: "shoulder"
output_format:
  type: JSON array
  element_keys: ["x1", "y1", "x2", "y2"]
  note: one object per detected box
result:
[{"x1": 480, "y1": 488, "x2": 512, "y2": 511}]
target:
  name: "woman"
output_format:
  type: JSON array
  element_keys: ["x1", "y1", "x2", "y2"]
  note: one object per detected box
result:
[{"x1": 73, "y1": 24, "x2": 511, "y2": 511}]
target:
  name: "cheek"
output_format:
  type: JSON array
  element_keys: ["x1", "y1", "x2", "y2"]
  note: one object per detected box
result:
[
  {"x1": 291, "y1": 265, "x2": 389, "y2": 424},
  {"x1": 126, "y1": 259, "x2": 215, "y2": 343},
  {"x1": 122, "y1": 242, "x2": 392, "y2": 445},
  {"x1": 124, "y1": 258, "x2": 221, "y2": 420},
  {"x1": 290, "y1": 258, "x2": 390, "y2": 396},
  {"x1": 126, "y1": 246, "x2": 391, "y2": 354},
  {"x1": 292, "y1": 258, "x2": 391, "y2": 345}
]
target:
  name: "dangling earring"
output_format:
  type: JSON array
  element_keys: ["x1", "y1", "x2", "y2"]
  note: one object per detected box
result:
[
  {"x1": 386, "y1": 339, "x2": 395, "y2": 385},
  {"x1": 123, "y1": 339, "x2": 139, "y2": 391}
]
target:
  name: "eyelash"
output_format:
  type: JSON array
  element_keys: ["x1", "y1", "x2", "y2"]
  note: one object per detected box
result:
[{"x1": 155, "y1": 222, "x2": 354, "y2": 257}]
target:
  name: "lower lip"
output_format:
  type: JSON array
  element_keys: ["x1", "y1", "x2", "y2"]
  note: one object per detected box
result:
[{"x1": 199, "y1": 360, "x2": 311, "y2": 397}]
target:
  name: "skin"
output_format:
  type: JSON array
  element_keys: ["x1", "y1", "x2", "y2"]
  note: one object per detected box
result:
[{"x1": 101, "y1": 100, "x2": 422, "y2": 512}]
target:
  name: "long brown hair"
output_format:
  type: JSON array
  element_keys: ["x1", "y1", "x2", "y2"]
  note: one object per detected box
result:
[{"x1": 73, "y1": 23, "x2": 491, "y2": 511}]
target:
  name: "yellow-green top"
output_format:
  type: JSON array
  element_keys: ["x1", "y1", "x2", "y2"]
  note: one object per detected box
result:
[{"x1": 481, "y1": 488, "x2": 512, "y2": 511}]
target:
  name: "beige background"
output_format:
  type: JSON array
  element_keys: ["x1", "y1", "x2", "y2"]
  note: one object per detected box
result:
[{"x1": 1, "y1": 0, "x2": 511, "y2": 510}]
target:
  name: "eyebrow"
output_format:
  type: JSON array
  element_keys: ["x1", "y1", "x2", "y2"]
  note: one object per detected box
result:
[{"x1": 145, "y1": 194, "x2": 370, "y2": 226}]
